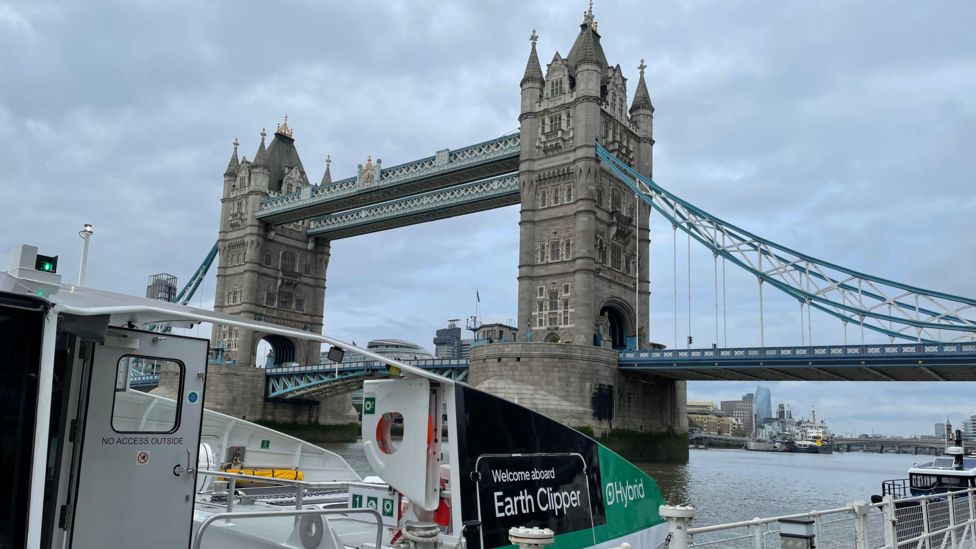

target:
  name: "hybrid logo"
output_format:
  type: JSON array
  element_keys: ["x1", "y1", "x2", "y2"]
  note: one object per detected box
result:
[{"x1": 604, "y1": 478, "x2": 646, "y2": 508}]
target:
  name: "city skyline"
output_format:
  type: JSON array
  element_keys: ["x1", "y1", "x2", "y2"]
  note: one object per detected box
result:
[{"x1": 1, "y1": 2, "x2": 973, "y2": 438}]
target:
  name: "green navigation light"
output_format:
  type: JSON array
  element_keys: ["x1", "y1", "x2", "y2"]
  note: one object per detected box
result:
[{"x1": 34, "y1": 254, "x2": 59, "y2": 273}]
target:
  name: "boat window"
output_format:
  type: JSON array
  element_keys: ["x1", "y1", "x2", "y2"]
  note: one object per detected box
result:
[
  {"x1": 911, "y1": 474, "x2": 938, "y2": 489},
  {"x1": 111, "y1": 356, "x2": 183, "y2": 433},
  {"x1": 0, "y1": 299, "x2": 45, "y2": 549},
  {"x1": 940, "y1": 476, "x2": 966, "y2": 487}
]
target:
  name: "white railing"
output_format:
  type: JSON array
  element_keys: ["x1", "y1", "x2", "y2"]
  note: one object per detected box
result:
[{"x1": 661, "y1": 488, "x2": 976, "y2": 548}]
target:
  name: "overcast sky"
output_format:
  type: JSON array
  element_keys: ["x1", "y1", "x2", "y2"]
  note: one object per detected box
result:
[{"x1": 1, "y1": 1, "x2": 974, "y2": 436}]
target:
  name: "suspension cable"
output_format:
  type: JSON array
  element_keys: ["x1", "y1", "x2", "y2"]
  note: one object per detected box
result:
[
  {"x1": 758, "y1": 252, "x2": 765, "y2": 347},
  {"x1": 722, "y1": 235, "x2": 727, "y2": 347},
  {"x1": 800, "y1": 301, "x2": 806, "y2": 345},
  {"x1": 687, "y1": 232, "x2": 692, "y2": 349},
  {"x1": 673, "y1": 224, "x2": 678, "y2": 349},
  {"x1": 713, "y1": 252, "x2": 719, "y2": 348}
]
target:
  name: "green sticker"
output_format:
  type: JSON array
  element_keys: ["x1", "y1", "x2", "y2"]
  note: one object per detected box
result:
[
  {"x1": 351, "y1": 494, "x2": 363, "y2": 508},
  {"x1": 367, "y1": 496, "x2": 378, "y2": 510},
  {"x1": 382, "y1": 498, "x2": 394, "y2": 517},
  {"x1": 363, "y1": 396, "x2": 376, "y2": 415},
  {"x1": 260, "y1": 440, "x2": 270, "y2": 449}
]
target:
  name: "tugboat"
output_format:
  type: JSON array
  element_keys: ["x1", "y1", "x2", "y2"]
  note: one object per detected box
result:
[
  {"x1": 783, "y1": 408, "x2": 834, "y2": 454},
  {"x1": 874, "y1": 425, "x2": 976, "y2": 501}
]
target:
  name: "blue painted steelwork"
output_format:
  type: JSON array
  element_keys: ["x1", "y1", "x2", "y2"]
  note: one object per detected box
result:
[
  {"x1": 175, "y1": 242, "x2": 218, "y2": 305},
  {"x1": 266, "y1": 359, "x2": 469, "y2": 399},
  {"x1": 128, "y1": 374, "x2": 160, "y2": 389},
  {"x1": 257, "y1": 133, "x2": 520, "y2": 220},
  {"x1": 618, "y1": 342, "x2": 976, "y2": 381},
  {"x1": 306, "y1": 172, "x2": 518, "y2": 239},
  {"x1": 596, "y1": 142, "x2": 976, "y2": 342}
]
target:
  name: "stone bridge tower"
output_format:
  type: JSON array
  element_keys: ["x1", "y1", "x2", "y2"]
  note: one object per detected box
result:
[
  {"x1": 471, "y1": 10, "x2": 686, "y2": 461},
  {"x1": 516, "y1": 8, "x2": 654, "y2": 350},
  {"x1": 212, "y1": 119, "x2": 331, "y2": 369}
]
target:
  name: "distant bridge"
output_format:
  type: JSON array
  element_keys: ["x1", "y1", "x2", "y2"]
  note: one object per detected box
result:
[{"x1": 833, "y1": 437, "x2": 973, "y2": 455}]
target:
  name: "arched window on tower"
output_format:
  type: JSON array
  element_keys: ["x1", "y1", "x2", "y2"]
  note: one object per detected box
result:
[
  {"x1": 612, "y1": 189, "x2": 622, "y2": 212},
  {"x1": 281, "y1": 251, "x2": 296, "y2": 273}
]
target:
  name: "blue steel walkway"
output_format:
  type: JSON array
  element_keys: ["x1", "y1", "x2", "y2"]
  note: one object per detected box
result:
[
  {"x1": 132, "y1": 343, "x2": 976, "y2": 397},
  {"x1": 618, "y1": 342, "x2": 976, "y2": 382}
]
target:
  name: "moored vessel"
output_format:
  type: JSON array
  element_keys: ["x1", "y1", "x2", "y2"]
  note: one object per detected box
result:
[{"x1": 3, "y1": 242, "x2": 665, "y2": 549}]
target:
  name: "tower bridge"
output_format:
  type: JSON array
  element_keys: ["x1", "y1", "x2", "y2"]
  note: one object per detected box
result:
[{"x1": 197, "y1": 5, "x2": 976, "y2": 461}]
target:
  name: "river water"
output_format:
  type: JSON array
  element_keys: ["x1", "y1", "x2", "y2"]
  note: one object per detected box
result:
[{"x1": 318, "y1": 440, "x2": 923, "y2": 527}]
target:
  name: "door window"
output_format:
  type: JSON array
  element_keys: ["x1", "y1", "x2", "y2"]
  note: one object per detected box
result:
[{"x1": 112, "y1": 356, "x2": 183, "y2": 433}]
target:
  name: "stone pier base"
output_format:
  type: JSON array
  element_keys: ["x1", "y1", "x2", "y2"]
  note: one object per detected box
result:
[{"x1": 469, "y1": 342, "x2": 688, "y2": 463}]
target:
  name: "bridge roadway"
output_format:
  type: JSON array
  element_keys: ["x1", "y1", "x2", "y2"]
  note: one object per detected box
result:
[
  {"x1": 130, "y1": 342, "x2": 976, "y2": 398},
  {"x1": 618, "y1": 342, "x2": 976, "y2": 382},
  {"x1": 833, "y1": 437, "x2": 974, "y2": 455},
  {"x1": 255, "y1": 133, "x2": 520, "y2": 230}
]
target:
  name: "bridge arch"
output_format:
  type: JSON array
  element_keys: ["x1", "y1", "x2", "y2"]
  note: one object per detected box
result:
[
  {"x1": 254, "y1": 333, "x2": 300, "y2": 367},
  {"x1": 598, "y1": 300, "x2": 633, "y2": 350}
]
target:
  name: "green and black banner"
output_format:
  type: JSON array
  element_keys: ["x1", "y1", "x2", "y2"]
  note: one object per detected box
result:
[{"x1": 454, "y1": 385, "x2": 667, "y2": 548}]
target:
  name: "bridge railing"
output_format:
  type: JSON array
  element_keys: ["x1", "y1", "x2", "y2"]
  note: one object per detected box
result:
[
  {"x1": 619, "y1": 342, "x2": 976, "y2": 363},
  {"x1": 257, "y1": 133, "x2": 520, "y2": 216},
  {"x1": 663, "y1": 487, "x2": 976, "y2": 548},
  {"x1": 264, "y1": 358, "x2": 469, "y2": 376}
]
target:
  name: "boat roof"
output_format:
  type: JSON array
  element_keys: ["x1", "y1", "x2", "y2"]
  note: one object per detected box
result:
[
  {"x1": 909, "y1": 456, "x2": 976, "y2": 475},
  {"x1": 0, "y1": 269, "x2": 450, "y2": 384}
]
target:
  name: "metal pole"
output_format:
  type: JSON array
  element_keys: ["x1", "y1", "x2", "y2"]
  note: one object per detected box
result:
[
  {"x1": 78, "y1": 223, "x2": 94, "y2": 286},
  {"x1": 722, "y1": 248, "x2": 727, "y2": 347},
  {"x1": 758, "y1": 251, "x2": 765, "y2": 348},
  {"x1": 713, "y1": 253, "x2": 719, "y2": 348},
  {"x1": 635, "y1": 190, "x2": 640, "y2": 349},
  {"x1": 673, "y1": 225, "x2": 678, "y2": 349},
  {"x1": 800, "y1": 302, "x2": 805, "y2": 345},
  {"x1": 687, "y1": 232, "x2": 692, "y2": 349}
]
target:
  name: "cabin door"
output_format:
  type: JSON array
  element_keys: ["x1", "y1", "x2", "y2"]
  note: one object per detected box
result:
[{"x1": 69, "y1": 329, "x2": 208, "y2": 549}]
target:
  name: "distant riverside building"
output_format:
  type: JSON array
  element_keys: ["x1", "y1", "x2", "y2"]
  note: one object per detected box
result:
[
  {"x1": 321, "y1": 339, "x2": 434, "y2": 364},
  {"x1": 688, "y1": 414, "x2": 742, "y2": 437},
  {"x1": 755, "y1": 386, "x2": 773, "y2": 420},
  {"x1": 721, "y1": 399, "x2": 757, "y2": 437},
  {"x1": 935, "y1": 422, "x2": 946, "y2": 437},
  {"x1": 433, "y1": 319, "x2": 463, "y2": 358},
  {"x1": 964, "y1": 417, "x2": 976, "y2": 441},
  {"x1": 687, "y1": 401, "x2": 716, "y2": 415}
]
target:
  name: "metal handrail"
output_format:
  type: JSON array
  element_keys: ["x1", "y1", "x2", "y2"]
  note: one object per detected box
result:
[
  {"x1": 197, "y1": 468, "x2": 358, "y2": 490},
  {"x1": 191, "y1": 508, "x2": 383, "y2": 549}
]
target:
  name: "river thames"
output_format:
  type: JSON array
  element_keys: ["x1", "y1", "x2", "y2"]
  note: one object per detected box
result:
[{"x1": 321, "y1": 441, "x2": 922, "y2": 527}]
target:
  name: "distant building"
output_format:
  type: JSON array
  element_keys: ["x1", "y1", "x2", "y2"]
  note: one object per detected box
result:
[
  {"x1": 689, "y1": 414, "x2": 742, "y2": 436},
  {"x1": 687, "y1": 401, "x2": 716, "y2": 415},
  {"x1": 721, "y1": 399, "x2": 757, "y2": 437},
  {"x1": 964, "y1": 417, "x2": 976, "y2": 442},
  {"x1": 935, "y1": 422, "x2": 946, "y2": 438},
  {"x1": 754, "y1": 386, "x2": 773, "y2": 420},
  {"x1": 322, "y1": 339, "x2": 434, "y2": 364},
  {"x1": 433, "y1": 319, "x2": 463, "y2": 358}
]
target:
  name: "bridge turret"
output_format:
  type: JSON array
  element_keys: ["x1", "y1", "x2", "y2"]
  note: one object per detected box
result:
[
  {"x1": 249, "y1": 128, "x2": 271, "y2": 192},
  {"x1": 630, "y1": 59, "x2": 655, "y2": 178},
  {"x1": 223, "y1": 138, "x2": 240, "y2": 196},
  {"x1": 520, "y1": 30, "x2": 544, "y2": 114}
]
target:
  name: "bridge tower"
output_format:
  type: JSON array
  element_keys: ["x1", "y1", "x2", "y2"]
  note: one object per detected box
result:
[
  {"x1": 212, "y1": 119, "x2": 330, "y2": 369},
  {"x1": 516, "y1": 9, "x2": 653, "y2": 349},
  {"x1": 471, "y1": 9, "x2": 686, "y2": 461},
  {"x1": 207, "y1": 120, "x2": 355, "y2": 425}
]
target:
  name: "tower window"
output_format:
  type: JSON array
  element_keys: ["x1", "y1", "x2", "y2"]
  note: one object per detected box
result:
[
  {"x1": 564, "y1": 185, "x2": 574, "y2": 203},
  {"x1": 265, "y1": 292, "x2": 276, "y2": 306},
  {"x1": 562, "y1": 239, "x2": 572, "y2": 259},
  {"x1": 538, "y1": 286, "x2": 545, "y2": 298},
  {"x1": 538, "y1": 188, "x2": 547, "y2": 208},
  {"x1": 281, "y1": 252, "x2": 296, "y2": 273},
  {"x1": 562, "y1": 283, "x2": 571, "y2": 296},
  {"x1": 549, "y1": 240, "x2": 560, "y2": 262},
  {"x1": 278, "y1": 291, "x2": 292, "y2": 310},
  {"x1": 537, "y1": 243, "x2": 546, "y2": 263},
  {"x1": 295, "y1": 297, "x2": 306, "y2": 313},
  {"x1": 611, "y1": 243, "x2": 622, "y2": 270},
  {"x1": 263, "y1": 251, "x2": 272, "y2": 266}
]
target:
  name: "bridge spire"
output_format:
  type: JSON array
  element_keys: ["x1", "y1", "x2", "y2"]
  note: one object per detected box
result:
[
  {"x1": 253, "y1": 128, "x2": 267, "y2": 165},
  {"x1": 630, "y1": 58, "x2": 654, "y2": 114},
  {"x1": 320, "y1": 154, "x2": 332, "y2": 185},
  {"x1": 224, "y1": 138, "x2": 240, "y2": 177},
  {"x1": 520, "y1": 29, "x2": 544, "y2": 88}
]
